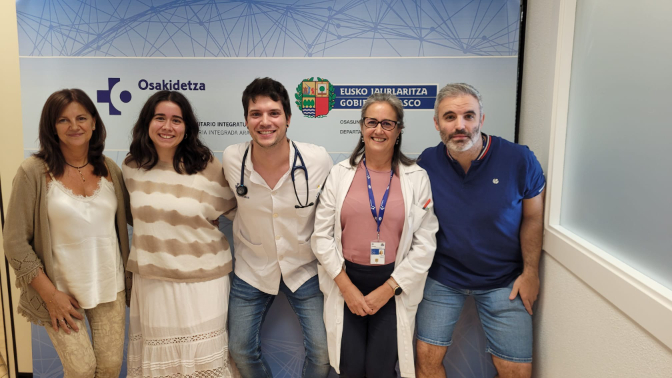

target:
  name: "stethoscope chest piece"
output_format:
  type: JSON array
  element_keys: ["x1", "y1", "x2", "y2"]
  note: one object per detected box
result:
[{"x1": 236, "y1": 185, "x2": 248, "y2": 196}]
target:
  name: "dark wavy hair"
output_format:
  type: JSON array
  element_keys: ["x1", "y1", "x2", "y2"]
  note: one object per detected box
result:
[
  {"x1": 242, "y1": 77, "x2": 291, "y2": 121},
  {"x1": 349, "y1": 93, "x2": 415, "y2": 174},
  {"x1": 34, "y1": 89, "x2": 108, "y2": 178},
  {"x1": 125, "y1": 91, "x2": 212, "y2": 174}
]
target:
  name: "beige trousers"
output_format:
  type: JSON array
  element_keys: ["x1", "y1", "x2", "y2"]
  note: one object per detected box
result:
[{"x1": 45, "y1": 291, "x2": 126, "y2": 378}]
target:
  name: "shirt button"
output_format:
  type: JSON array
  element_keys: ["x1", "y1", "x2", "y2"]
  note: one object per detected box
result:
[
  {"x1": 273, "y1": 213, "x2": 278, "y2": 218},
  {"x1": 275, "y1": 235, "x2": 281, "y2": 241}
]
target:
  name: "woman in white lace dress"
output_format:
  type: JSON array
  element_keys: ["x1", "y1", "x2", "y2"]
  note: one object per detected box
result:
[
  {"x1": 3, "y1": 89, "x2": 130, "y2": 377},
  {"x1": 123, "y1": 90, "x2": 239, "y2": 378}
]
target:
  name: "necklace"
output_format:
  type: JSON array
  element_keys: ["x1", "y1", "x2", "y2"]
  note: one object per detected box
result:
[{"x1": 65, "y1": 161, "x2": 89, "y2": 182}]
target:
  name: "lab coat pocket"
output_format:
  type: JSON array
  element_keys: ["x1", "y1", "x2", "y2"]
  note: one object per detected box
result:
[
  {"x1": 235, "y1": 228, "x2": 268, "y2": 268},
  {"x1": 411, "y1": 204, "x2": 428, "y2": 233},
  {"x1": 297, "y1": 239, "x2": 315, "y2": 262},
  {"x1": 295, "y1": 205, "x2": 314, "y2": 218}
]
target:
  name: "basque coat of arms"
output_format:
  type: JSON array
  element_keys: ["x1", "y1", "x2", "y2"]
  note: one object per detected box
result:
[{"x1": 295, "y1": 77, "x2": 336, "y2": 118}]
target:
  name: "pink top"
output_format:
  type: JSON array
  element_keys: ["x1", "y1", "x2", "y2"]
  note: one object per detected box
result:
[{"x1": 340, "y1": 161, "x2": 405, "y2": 265}]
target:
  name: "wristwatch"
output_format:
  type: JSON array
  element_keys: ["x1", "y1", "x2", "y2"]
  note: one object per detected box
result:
[{"x1": 387, "y1": 280, "x2": 403, "y2": 296}]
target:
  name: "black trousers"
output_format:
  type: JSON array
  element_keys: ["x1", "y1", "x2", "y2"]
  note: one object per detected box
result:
[{"x1": 339, "y1": 260, "x2": 398, "y2": 378}]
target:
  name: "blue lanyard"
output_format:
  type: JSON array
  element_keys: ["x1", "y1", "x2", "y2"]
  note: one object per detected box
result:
[{"x1": 362, "y1": 156, "x2": 394, "y2": 240}]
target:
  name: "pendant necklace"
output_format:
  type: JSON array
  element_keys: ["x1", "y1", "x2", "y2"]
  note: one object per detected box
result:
[{"x1": 65, "y1": 161, "x2": 89, "y2": 182}]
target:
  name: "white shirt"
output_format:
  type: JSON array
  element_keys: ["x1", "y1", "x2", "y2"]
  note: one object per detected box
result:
[
  {"x1": 222, "y1": 140, "x2": 333, "y2": 294},
  {"x1": 47, "y1": 177, "x2": 125, "y2": 309}
]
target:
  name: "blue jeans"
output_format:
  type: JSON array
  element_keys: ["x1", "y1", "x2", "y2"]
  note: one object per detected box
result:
[
  {"x1": 228, "y1": 273, "x2": 331, "y2": 378},
  {"x1": 416, "y1": 277, "x2": 533, "y2": 363}
]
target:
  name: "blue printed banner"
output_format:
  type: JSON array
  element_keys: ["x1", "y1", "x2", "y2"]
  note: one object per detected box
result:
[
  {"x1": 17, "y1": 0, "x2": 519, "y2": 377},
  {"x1": 335, "y1": 85, "x2": 438, "y2": 97},
  {"x1": 16, "y1": 0, "x2": 521, "y2": 58},
  {"x1": 334, "y1": 85, "x2": 437, "y2": 109}
]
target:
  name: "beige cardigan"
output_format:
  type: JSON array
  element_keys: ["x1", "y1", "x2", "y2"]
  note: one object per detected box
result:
[{"x1": 2, "y1": 156, "x2": 132, "y2": 325}]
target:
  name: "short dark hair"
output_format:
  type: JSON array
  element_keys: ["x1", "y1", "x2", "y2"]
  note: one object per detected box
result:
[
  {"x1": 125, "y1": 91, "x2": 212, "y2": 174},
  {"x1": 348, "y1": 93, "x2": 415, "y2": 174},
  {"x1": 34, "y1": 89, "x2": 108, "y2": 178},
  {"x1": 242, "y1": 78, "x2": 291, "y2": 121}
]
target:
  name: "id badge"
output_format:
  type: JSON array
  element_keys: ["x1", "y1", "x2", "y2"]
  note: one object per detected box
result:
[{"x1": 370, "y1": 241, "x2": 386, "y2": 265}]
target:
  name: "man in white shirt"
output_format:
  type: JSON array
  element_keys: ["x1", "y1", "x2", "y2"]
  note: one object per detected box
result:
[{"x1": 222, "y1": 77, "x2": 333, "y2": 378}]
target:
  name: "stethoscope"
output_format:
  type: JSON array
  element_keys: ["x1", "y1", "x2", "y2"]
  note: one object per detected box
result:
[{"x1": 236, "y1": 141, "x2": 314, "y2": 209}]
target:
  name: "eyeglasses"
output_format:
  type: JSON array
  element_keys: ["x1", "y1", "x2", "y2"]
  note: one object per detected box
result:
[{"x1": 362, "y1": 117, "x2": 398, "y2": 131}]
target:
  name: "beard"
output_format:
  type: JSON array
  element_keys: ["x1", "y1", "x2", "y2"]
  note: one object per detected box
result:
[
  {"x1": 252, "y1": 126, "x2": 287, "y2": 149},
  {"x1": 441, "y1": 124, "x2": 481, "y2": 154}
]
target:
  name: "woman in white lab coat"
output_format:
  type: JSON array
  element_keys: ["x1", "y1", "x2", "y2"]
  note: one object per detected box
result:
[{"x1": 311, "y1": 93, "x2": 438, "y2": 377}]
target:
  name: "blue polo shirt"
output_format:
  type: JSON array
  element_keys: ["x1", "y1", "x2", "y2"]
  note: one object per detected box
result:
[{"x1": 417, "y1": 135, "x2": 545, "y2": 290}]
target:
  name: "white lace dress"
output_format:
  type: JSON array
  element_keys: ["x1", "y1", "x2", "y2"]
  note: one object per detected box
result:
[
  {"x1": 124, "y1": 160, "x2": 239, "y2": 378},
  {"x1": 127, "y1": 274, "x2": 238, "y2": 378}
]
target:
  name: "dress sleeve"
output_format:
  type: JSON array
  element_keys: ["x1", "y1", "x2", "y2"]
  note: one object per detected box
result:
[
  {"x1": 208, "y1": 157, "x2": 237, "y2": 219},
  {"x1": 3, "y1": 165, "x2": 45, "y2": 290}
]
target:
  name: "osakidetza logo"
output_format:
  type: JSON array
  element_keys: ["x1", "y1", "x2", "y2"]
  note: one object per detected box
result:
[
  {"x1": 97, "y1": 78, "x2": 132, "y2": 116},
  {"x1": 97, "y1": 77, "x2": 207, "y2": 115}
]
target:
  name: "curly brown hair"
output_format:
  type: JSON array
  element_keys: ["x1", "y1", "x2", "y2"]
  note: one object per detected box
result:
[{"x1": 125, "y1": 91, "x2": 212, "y2": 174}]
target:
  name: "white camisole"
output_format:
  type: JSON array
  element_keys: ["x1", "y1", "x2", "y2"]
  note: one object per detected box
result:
[{"x1": 47, "y1": 175, "x2": 125, "y2": 309}]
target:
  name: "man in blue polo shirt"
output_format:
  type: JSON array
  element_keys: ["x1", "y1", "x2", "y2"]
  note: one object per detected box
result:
[{"x1": 415, "y1": 83, "x2": 545, "y2": 378}]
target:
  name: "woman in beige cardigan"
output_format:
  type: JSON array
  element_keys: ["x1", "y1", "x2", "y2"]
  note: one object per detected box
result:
[{"x1": 3, "y1": 89, "x2": 131, "y2": 378}]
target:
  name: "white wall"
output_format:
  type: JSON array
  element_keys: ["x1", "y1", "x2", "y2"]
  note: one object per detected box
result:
[
  {"x1": 519, "y1": 0, "x2": 672, "y2": 376},
  {"x1": 0, "y1": 1, "x2": 32, "y2": 374}
]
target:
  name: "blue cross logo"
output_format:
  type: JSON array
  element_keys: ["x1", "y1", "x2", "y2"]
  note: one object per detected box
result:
[{"x1": 97, "y1": 78, "x2": 131, "y2": 115}]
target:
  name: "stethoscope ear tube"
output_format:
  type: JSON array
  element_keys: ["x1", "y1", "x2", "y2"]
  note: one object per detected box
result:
[{"x1": 237, "y1": 141, "x2": 312, "y2": 208}]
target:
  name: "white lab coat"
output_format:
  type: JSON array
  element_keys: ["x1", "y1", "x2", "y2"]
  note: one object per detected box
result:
[
  {"x1": 222, "y1": 140, "x2": 333, "y2": 294},
  {"x1": 311, "y1": 158, "x2": 439, "y2": 377}
]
